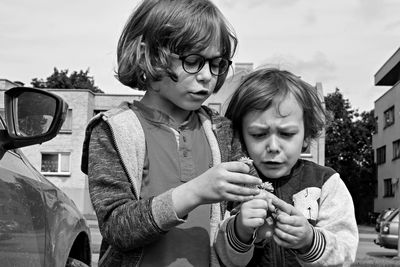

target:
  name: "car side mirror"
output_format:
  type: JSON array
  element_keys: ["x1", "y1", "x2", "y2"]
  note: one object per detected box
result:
[{"x1": 0, "y1": 87, "x2": 68, "y2": 151}]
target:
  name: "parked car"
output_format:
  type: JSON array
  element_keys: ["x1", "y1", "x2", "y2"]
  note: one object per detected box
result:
[
  {"x1": 374, "y1": 208, "x2": 399, "y2": 249},
  {"x1": 0, "y1": 87, "x2": 91, "y2": 267},
  {"x1": 375, "y1": 208, "x2": 396, "y2": 232}
]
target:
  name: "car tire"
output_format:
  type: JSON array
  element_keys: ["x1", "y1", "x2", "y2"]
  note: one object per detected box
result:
[{"x1": 66, "y1": 257, "x2": 90, "y2": 267}]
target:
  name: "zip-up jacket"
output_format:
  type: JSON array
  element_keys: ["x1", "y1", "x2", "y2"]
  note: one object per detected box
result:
[
  {"x1": 216, "y1": 159, "x2": 359, "y2": 267},
  {"x1": 81, "y1": 101, "x2": 252, "y2": 266}
]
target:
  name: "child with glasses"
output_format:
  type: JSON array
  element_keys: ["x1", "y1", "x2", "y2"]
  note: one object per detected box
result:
[
  {"x1": 80, "y1": 0, "x2": 263, "y2": 266},
  {"x1": 215, "y1": 68, "x2": 358, "y2": 267}
]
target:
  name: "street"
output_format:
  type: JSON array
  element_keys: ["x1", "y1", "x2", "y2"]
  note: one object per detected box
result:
[
  {"x1": 354, "y1": 225, "x2": 400, "y2": 266},
  {"x1": 88, "y1": 220, "x2": 400, "y2": 266}
]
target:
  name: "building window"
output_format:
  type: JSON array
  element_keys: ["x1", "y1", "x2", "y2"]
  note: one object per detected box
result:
[
  {"x1": 383, "y1": 106, "x2": 394, "y2": 129},
  {"x1": 384, "y1": 178, "x2": 394, "y2": 197},
  {"x1": 376, "y1": 146, "x2": 386, "y2": 165},
  {"x1": 41, "y1": 152, "x2": 70, "y2": 175},
  {"x1": 60, "y1": 109, "x2": 72, "y2": 133},
  {"x1": 393, "y1": 139, "x2": 400, "y2": 161}
]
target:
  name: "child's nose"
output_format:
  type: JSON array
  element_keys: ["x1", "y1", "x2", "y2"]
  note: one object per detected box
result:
[
  {"x1": 266, "y1": 135, "x2": 279, "y2": 153},
  {"x1": 196, "y1": 61, "x2": 213, "y2": 81}
]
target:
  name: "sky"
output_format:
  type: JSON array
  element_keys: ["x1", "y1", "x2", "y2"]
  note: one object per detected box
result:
[{"x1": 1, "y1": 0, "x2": 400, "y2": 112}]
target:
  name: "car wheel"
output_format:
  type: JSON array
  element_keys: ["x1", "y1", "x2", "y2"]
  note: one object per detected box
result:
[{"x1": 66, "y1": 257, "x2": 89, "y2": 267}]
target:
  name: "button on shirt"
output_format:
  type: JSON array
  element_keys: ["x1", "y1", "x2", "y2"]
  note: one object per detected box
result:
[{"x1": 132, "y1": 101, "x2": 213, "y2": 267}]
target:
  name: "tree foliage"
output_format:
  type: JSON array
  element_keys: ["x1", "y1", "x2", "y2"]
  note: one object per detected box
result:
[
  {"x1": 31, "y1": 68, "x2": 104, "y2": 93},
  {"x1": 325, "y1": 88, "x2": 376, "y2": 224}
]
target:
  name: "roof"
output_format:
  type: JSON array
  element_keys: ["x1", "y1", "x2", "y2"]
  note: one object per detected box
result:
[{"x1": 375, "y1": 47, "x2": 400, "y2": 86}]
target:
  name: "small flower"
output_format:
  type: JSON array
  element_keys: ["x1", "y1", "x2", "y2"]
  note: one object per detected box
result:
[
  {"x1": 239, "y1": 156, "x2": 253, "y2": 166},
  {"x1": 258, "y1": 182, "x2": 274, "y2": 193}
]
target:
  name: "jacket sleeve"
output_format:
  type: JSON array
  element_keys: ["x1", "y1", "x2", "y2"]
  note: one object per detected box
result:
[
  {"x1": 297, "y1": 173, "x2": 359, "y2": 266},
  {"x1": 87, "y1": 121, "x2": 184, "y2": 251},
  {"x1": 214, "y1": 216, "x2": 255, "y2": 267}
]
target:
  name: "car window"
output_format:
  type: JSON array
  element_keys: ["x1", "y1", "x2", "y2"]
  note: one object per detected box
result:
[{"x1": 382, "y1": 210, "x2": 394, "y2": 220}]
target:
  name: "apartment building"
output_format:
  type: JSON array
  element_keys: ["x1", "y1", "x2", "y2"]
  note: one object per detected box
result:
[
  {"x1": 0, "y1": 65, "x2": 325, "y2": 216},
  {"x1": 373, "y1": 47, "x2": 400, "y2": 212}
]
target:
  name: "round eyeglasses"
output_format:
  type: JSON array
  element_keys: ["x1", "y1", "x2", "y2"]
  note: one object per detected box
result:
[{"x1": 170, "y1": 53, "x2": 232, "y2": 76}]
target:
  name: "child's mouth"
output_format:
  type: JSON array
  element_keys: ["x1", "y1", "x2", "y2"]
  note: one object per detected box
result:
[
  {"x1": 263, "y1": 161, "x2": 282, "y2": 168},
  {"x1": 192, "y1": 90, "x2": 208, "y2": 95},
  {"x1": 189, "y1": 90, "x2": 209, "y2": 99}
]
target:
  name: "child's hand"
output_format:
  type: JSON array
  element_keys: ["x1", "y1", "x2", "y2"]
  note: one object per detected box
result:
[
  {"x1": 235, "y1": 199, "x2": 269, "y2": 243},
  {"x1": 189, "y1": 161, "x2": 262, "y2": 204},
  {"x1": 172, "y1": 162, "x2": 261, "y2": 217},
  {"x1": 271, "y1": 198, "x2": 313, "y2": 252}
]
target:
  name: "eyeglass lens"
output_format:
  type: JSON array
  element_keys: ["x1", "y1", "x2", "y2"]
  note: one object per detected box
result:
[{"x1": 182, "y1": 55, "x2": 230, "y2": 76}]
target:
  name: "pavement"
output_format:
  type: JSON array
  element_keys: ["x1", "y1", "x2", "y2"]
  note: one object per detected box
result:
[
  {"x1": 84, "y1": 216, "x2": 400, "y2": 267},
  {"x1": 358, "y1": 224, "x2": 377, "y2": 240},
  {"x1": 84, "y1": 215, "x2": 100, "y2": 266}
]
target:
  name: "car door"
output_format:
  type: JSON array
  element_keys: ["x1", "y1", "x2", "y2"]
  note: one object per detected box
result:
[{"x1": 0, "y1": 147, "x2": 47, "y2": 267}]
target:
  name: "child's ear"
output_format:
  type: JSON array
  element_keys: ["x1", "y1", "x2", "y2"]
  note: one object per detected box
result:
[{"x1": 302, "y1": 138, "x2": 310, "y2": 152}]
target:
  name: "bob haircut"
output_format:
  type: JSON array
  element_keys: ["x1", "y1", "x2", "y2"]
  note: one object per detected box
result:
[
  {"x1": 116, "y1": 0, "x2": 237, "y2": 92},
  {"x1": 225, "y1": 68, "x2": 327, "y2": 150}
]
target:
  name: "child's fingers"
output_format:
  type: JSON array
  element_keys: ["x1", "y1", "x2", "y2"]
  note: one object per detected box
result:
[
  {"x1": 247, "y1": 218, "x2": 266, "y2": 228},
  {"x1": 224, "y1": 193, "x2": 257, "y2": 202},
  {"x1": 225, "y1": 182, "x2": 260, "y2": 196},
  {"x1": 271, "y1": 197, "x2": 302, "y2": 217},
  {"x1": 275, "y1": 219, "x2": 299, "y2": 236},
  {"x1": 241, "y1": 198, "x2": 269, "y2": 209},
  {"x1": 272, "y1": 233, "x2": 293, "y2": 248},
  {"x1": 255, "y1": 191, "x2": 278, "y2": 207},
  {"x1": 229, "y1": 173, "x2": 262, "y2": 187},
  {"x1": 221, "y1": 161, "x2": 252, "y2": 173}
]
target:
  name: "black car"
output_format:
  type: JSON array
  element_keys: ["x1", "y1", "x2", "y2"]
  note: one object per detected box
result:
[{"x1": 0, "y1": 87, "x2": 91, "y2": 267}]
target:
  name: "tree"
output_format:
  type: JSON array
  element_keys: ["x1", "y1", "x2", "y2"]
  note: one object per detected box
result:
[
  {"x1": 325, "y1": 88, "x2": 376, "y2": 223},
  {"x1": 31, "y1": 68, "x2": 104, "y2": 93}
]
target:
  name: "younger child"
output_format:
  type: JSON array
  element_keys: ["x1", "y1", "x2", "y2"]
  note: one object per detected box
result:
[
  {"x1": 215, "y1": 68, "x2": 359, "y2": 266},
  {"x1": 80, "y1": 0, "x2": 263, "y2": 266}
]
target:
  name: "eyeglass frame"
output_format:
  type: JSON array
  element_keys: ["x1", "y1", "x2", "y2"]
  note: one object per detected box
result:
[{"x1": 170, "y1": 53, "x2": 232, "y2": 76}]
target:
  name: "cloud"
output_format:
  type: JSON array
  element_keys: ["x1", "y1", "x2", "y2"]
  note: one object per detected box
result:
[
  {"x1": 258, "y1": 51, "x2": 337, "y2": 84},
  {"x1": 384, "y1": 20, "x2": 400, "y2": 31},
  {"x1": 354, "y1": 0, "x2": 400, "y2": 23},
  {"x1": 304, "y1": 9, "x2": 317, "y2": 26}
]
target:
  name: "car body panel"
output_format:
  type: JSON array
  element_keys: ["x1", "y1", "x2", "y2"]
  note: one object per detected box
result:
[
  {"x1": 375, "y1": 209, "x2": 399, "y2": 249},
  {"x1": 21, "y1": 150, "x2": 91, "y2": 267},
  {"x1": 0, "y1": 150, "x2": 46, "y2": 266}
]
